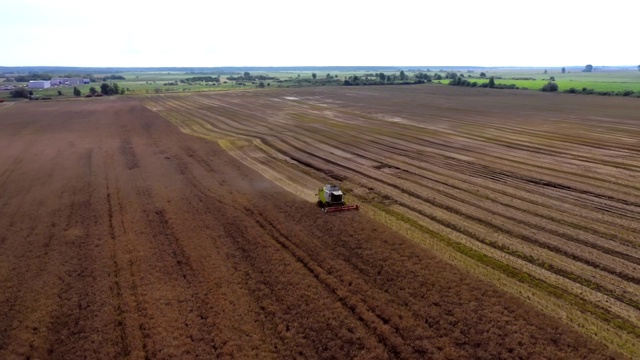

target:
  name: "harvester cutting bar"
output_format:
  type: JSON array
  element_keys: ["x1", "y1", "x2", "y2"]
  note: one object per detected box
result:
[{"x1": 323, "y1": 204, "x2": 359, "y2": 213}]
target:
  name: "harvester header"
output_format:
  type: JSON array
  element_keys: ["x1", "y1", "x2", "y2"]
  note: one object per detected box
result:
[{"x1": 317, "y1": 184, "x2": 359, "y2": 213}]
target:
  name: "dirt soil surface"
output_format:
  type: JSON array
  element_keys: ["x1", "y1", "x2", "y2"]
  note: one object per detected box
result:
[{"x1": 0, "y1": 98, "x2": 622, "y2": 359}]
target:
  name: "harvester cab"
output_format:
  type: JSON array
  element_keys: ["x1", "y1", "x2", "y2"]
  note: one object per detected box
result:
[{"x1": 317, "y1": 184, "x2": 359, "y2": 213}]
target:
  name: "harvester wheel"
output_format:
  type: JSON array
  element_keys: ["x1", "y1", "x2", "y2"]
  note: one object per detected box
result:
[
  {"x1": 324, "y1": 201, "x2": 330, "y2": 208},
  {"x1": 317, "y1": 200, "x2": 324, "y2": 208}
]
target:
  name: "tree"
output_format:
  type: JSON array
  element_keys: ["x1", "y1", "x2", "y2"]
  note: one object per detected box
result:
[
  {"x1": 488, "y1": 77, "x2": 495, "y2": 88},
  {"x1": 561, "y1": 67, "x2": 566, "y2": 74},
  {"x1": 583, "y1": 64, "x2": 593, "y2": 72},
  {"x1": 243, "y1": 71, "x2": 251, "y2": 79},
  {"x1": 541, "y1": 81, "x2": 558, "y2": 92},
  {"x1": 99, "y1": 82, "x2": 121, "y2": 95},
  {"x1": 258, "y1": 81, "x2": 265, "y2": 88},
  {"x1": 89, "y1": 86, "x2": 97, "y2": 95},
  {"x1": 57, "y1": 90, "x2": 63, "y2": 96},
  {"x1": 326, "y1": 73, "x2": 331, "y2": 79},
  {"x1": 549, "y1": 76, "x2": 555, "y2": 81},
  {"x1": 73, "y1": 86, "x2": 81, "y2": 97},
  {"x1": 543, "y1": 69, "x2": 548, "y2": 74},
  {"x1": 10, "y1": 87, "x2": 29, "y2": 98},
  {"x1": 479, "y1": 72, "x2": 487, "y2": 78},
  {"x1": 100, "y1": 82, "x2": 112, "y2": 95},
  {"x1": 637, "y1": 65, "x2": 640, "y2": 71},
  {"x1": 378, "y1": 72, "x2": 386, "y2": 82},
  {"x1": 311, "y1": 73, "x2": 317, "y2": 80},
  {"x1": 399, "y1": 70, "x2": 406, "y2": 81}
]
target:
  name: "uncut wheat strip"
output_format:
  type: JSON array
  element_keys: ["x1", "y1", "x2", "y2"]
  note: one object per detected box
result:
[
  {"x1": 328, "y1": 99, "x2": 640, "y2": 163},
  {"x1": 408, "y1": 161, "x2": 640, "y2": 251},
  {"x1": 387, "y1": 157, "x2": 640, "y2": 257},
  {"x1": 419, "y1": 106, "x2": 640, "y2": 144},
  {"x1": 328, "y1": 155, "x2": 640, "y2": 327},
  {"x1": 480, "y1": 121, "x2": 640, "y2": 155},
  {"x1": 418, "y1": 157, "x2": 640, "y2": 237},
  {"x1": 425, "y1": 147, "x2": 640, "y2": 218},
  {"x1": 328, "y1": 126, "x2": 640, "y2": 239},
  {"x1": 414, "y1": 136, "x2": 640, "y2": 202},
  {"x1": 435, "y1": 129, "x2": 640, "y2": 186},
  {"x1": 302, "y1": 125, "x2": 640, "y2": 243},
  {"x1": 460, "y1": 124, "x2": 640, "y2": 164},
  {"x1": 376, "y1": 170, "x2": 640, "y2": 283},
  {"x1": 278, "y1": 135, "x2": 640, "y2": 292},
  {"x1": 292, "y1": 90, "x2": 640, "y2": 183},
  {"x1": 457, "y1": 148, "x2": 640, "y2": 204},
  {"x1": 453, "y1": 138, "x2": 640, "y2": 191},
  {"x1": 348, "y1": 143, "x2": 640, "y2": 259},
  {"x1": 275, "y1": 135, "x2": 640, "y2": 309},
  {"x1": 386, "y1": 202, "x2": 640, "y2": 326},
  {"x1": 272, "y1": 105, "x2": 640, "y2": 233},
  {"x1": 341, "y1": 137, "x2": 640, "y2": 242},
  {"x1": 335, "y1": 122, "x2": 640, "y2": 207},
  {"x1": 380, "y1": 177, "x2": 640, "y2": 302},
  {"x1": 367, "y1": 208, "x2": 640, "y2": 359},
  {"x1": 390, "y1": 170, "x2": 640, "y2": 303},
  {"x1": 360, "y1": 122, "x2": 640, "y2": 201},
  {"x1": 276, "y1": 109, "x2": 640, "y2": 250},
  {"x1": 377, "y1": 187, "x2": 640, "y2": 325},
  {"x1": 449, "y1": 117, "x2": 640, "y2": 158}
]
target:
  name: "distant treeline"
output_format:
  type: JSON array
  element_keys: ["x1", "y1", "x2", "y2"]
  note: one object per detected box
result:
[
  {"x1": 103, "y1": 75, "x2": 126, "y2": 80},
  {"x1": 563, "y1": 87, "x2": 640, "y2": 97},
  {"x1": 227, "y1": 72, "x2": 278, "y2": 81},
  {"x1": 11, "y1": 73, "x2": 53, "y2": 81},
  {"x1": 184, "y1": 76, "x2": 220, "y2": 83},
  {"x1": 342, "y1": 71, "x2": 433, "y2": 86}
]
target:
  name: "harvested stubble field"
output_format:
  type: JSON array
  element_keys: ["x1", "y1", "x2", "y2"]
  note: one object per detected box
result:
[
  {"x1": 144, "y1": 86, "x2": 640, "y2": 357},
  {"x1": 0, "y1": 87, "x2": 634, "y2": 359}
]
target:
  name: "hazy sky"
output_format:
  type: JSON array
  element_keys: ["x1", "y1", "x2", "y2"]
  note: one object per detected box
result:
[{"x1": 1, "y1": 0, "x2": 636, "y2": 67}]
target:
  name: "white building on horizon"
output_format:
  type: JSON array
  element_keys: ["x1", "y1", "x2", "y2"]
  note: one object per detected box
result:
[{"x1": 28, "y1": 80, "x2": 51, "y2": 89}]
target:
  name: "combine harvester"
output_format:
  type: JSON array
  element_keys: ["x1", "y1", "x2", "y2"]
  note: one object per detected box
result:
[{"x1": 317, "y1": 184, "x2": 359, "y2": 213}]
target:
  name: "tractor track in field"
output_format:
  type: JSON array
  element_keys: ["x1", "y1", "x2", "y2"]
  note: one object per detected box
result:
[
  {"x1": 244, "y1": 206, "x2": 421, "y2": 358},
  {"x1": 105, "y1": 175, "x2": 131, "y2": 359}
]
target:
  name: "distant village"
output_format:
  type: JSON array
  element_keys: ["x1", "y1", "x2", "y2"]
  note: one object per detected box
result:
[{"x1": 0, "y1": 78, "x2": 91, "y2": 91}]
